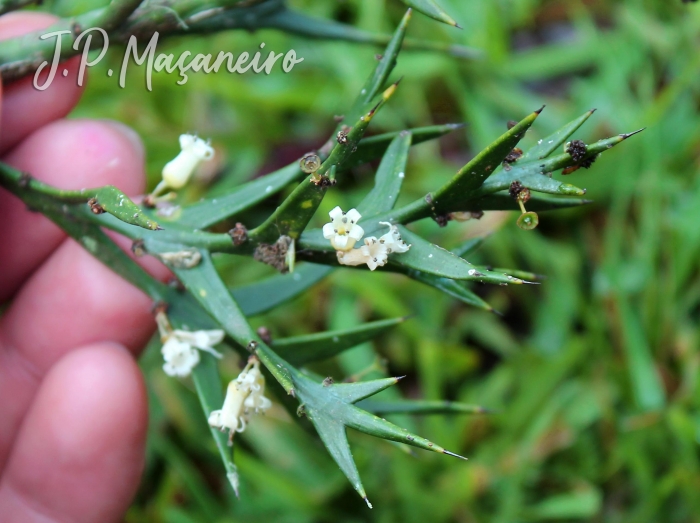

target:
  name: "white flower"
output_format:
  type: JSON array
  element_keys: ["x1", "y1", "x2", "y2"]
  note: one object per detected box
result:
[
  {"x1": 323, "y1": 206, "x2": 364, "y2": 251},
  {"x1": 336, "y1": 222, "x2": 410, "y2": 271},
  {"x1": 161, "y1": 338, "x2": 200, "y2": 377},
  {"x1": 159, "y1": 134, "x2": 215, "y2": 192},
  {"x1": 378, "y1": 221, "x2": 410, "y2": 254},
  {"x1": 156, "y1": 311, "x2": 224, "y2": 377},
  {"x1": 208, "y1": 357, "x2": 272, "y2": 444}
]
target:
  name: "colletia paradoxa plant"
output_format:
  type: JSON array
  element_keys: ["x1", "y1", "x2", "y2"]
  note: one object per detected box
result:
[{"x1": 0, "y1": 3, "x2": 644, "y2": 508}]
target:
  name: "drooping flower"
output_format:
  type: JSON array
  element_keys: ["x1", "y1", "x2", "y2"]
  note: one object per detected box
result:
[
  {"x1": 208, "y1": 357, "x2": 272, "y2": 444},
  {"x1": 378, "y1": 221, "x2": 410, "y2": 254},
  {"x1": 154, "y1": 134, "x2": 214, "y2": 196},
  {"x1": 156, "y1": 311, "x2": 224, "y2": 377},
  {"x1": 323, "y1": 206, "x2": 364, "y2": 251}
]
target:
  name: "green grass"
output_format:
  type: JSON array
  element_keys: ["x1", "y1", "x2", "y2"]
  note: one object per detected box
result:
[{"x1": 59, "y1": 0, "x2": 700, "y2": 521}]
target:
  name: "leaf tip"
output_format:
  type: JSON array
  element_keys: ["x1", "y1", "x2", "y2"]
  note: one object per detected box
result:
[
  {"x1": 443, "y1": 449, "x2": 468, "y2": 461},
  {"x1": 621, "y1": 127, "x2": 645, "y2": 139},
  {"x1": 534, "y1": 105, "x2": 546, "y2": 115},
  {"x1": 588, "y1": 108, "x2": 597, "y2": 114},
  {"x1": 364, "y1": 496, "x2": 374, "y2": 509}
]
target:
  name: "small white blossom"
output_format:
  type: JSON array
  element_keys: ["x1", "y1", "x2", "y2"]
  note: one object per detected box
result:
[
  {"x1": 337, "y1": 222, "x2": 410, "y2": 271},
  {"x1": 156, "y1": 311, "x2": 224, "y2": 377},
  {"x1": 323, "y1": 206, "x2": 364, "y2": 251},
  {"x1": 156, "y1": 134, "x2": 214, "y2": 194},
  {"x1": 378, "y1": 221, "x2": 410, "y2": 254},
  {"x1": 208, "y1": 357, "x2": 272, "y2": 444}
]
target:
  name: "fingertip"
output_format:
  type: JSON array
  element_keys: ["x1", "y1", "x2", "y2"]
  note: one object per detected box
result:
[
  {"x1": 0, "y1": 343, "x2": 148, "y2": 523},
  {"x1": 0, "y1": 12, "x2": 85, "y2": 152}
]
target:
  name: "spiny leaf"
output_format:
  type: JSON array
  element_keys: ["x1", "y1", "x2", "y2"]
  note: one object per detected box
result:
[
  {"x1": 462, "y1": 192, "x2": 592, "y2": 212},
  {"x1": 400, "y1": 0, "x2": 459, "y2": 27},
  {"x1": 305, "y1": 410, "x2": 368, "y2": 505},
  {"x1": 175, "y1": 163, "x2": 302, "y2": 229},
  {"x1": 404, "y1": 270, "x2": 494, "y2": 311},
  {"x1": 429, "y1": 107, "x2": 543, "y2": 212},
  {"x1": 357, "y1": 131, "x2": 412, "y2": 215},
  {"x1": 232, "y1": 263, "x2": 333, "y2": 317},
  {"x1": 358, "y1": 399, "x2": 490, "y2": 415},
  {"x1": 389, "y1": 227, "x2": 529, "y2": 284},
  {"x1": 475, "y1": 266, "x2": 544, "y2": 282},
  {"x1": 322, "y1": 81, "x2": 400, "y2": 177},
  {"x1": 343, "y1": 9, "x2": 412, "y2": 126},
  {"x1": 272, "y1": 317, "x2": 407, "y2": 366},
  {"x1": 342, "y1": 403, "x2": 466, "y2": 459},
  {"x1": 452, "y1": 236, "x2": 489, "y2": 258},
  {"x1": 480, "y1": 168, "x2": 587, "y2": 197},
  {"x1": 259, "y1": 6, "x2": 478, "y2": 58},
  {"x1": 329, "y1": 377, "x2": 404, "y2": 403},
  {"x1": 294, "y1": 372, "x2": 466, "y2": 504},
  {"x1": 88, "y1": 186, "x2": 160, "y2": 230},
  {"x1": 347, "y1": 123, "x2": 462, "y2": 170},
  {"x1": 478, "y1": 130, "x2": 644, "y2": 202},
  {"x1": 520, "y1": 109, "x2": 596, "y2": 162}
]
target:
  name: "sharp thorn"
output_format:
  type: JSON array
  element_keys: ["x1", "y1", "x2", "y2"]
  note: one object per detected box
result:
[
  {"x1": 454, "y1": 23, "x2": 463, "y2": 29},
  {"x1": 589, "y1": 108, "x2": 597, "y2": 114},
  {"x1": 364, "y1": 496, "x2": 373, "y2": 509},
  {"x1": 394, "y1": 76, "x2": 404, "y2": 86},
  {"x1": 447, "y1": 122, "x2": 466, "y2": 130},
  {"x1": 534, "y1": 105, "x2": 546, "y2": 114},
  {"x1": 155, "y1": 225, "x2": 164, "y2": 231},
  {"x1": 395, "y1": 375, "x2": 407, "y2": 382},
  {"x1": 491, "y1": 308, "x2": 504, "y2": 317},
  {"x1": 621, "y1": 127, "x2": 646, "y2": 139},
  {"x1": 443, "y1": 450, "x2": 468, "y2": 461}
]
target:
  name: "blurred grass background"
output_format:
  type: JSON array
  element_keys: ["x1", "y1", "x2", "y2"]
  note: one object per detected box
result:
[{"x1": 47, "y1": 0, "x2": 700, "y2": 521}]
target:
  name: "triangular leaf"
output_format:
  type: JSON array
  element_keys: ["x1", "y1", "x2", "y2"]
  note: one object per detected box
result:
[{"x1": 329, "y1": 377, "x2": 403, "y2": 404}]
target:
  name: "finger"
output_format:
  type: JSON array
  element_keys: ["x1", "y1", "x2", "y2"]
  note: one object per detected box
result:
[
  {"x1": 0, "y1": 12, "x2": 85, "y2": 153},
  {"x1": 0, "y1": 234, "x2": 169, "y2": 468},
  {"x1": 0, "y1": 344, "x2": 147, "y2": 523},
  {"x1": 0, "y1": 118, "x2": 145, "y2": 301}
]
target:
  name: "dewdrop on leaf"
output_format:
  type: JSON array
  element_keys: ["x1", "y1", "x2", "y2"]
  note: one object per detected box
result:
[
  {"x1": 158, "y1": 134, "x2": 214, "y2": 193},
  {"x1": 323, "y1": 206, "x2": 364, "y2": 251}
]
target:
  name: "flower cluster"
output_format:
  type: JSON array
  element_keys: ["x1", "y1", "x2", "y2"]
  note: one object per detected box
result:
[
  {"x1": 208, "y1": 357, "x2": 272, "y2": 444},
  {"x1": 157, "y1": 311, "x2": 224, "y2": 377},
  {"x1": 324, "y1": 206, "x2": 410, "y2": 271}
]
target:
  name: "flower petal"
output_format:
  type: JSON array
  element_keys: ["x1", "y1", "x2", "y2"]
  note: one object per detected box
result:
[
  {"x1": 329, "y1": 206, "x2": 344, "y2": 220},
  {"x1": 346, "y1": 209, "x2": 362, "y2": 223},
  {"x1": 322, "y1": 222, "x2": 336, "y2": 239},
  {"x1": 348, "y1": 224, "x2": 365, "y2": 240}
]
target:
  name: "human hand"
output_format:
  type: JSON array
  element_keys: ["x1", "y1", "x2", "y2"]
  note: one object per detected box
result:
[{"x1": 0, "y1": 12, "x2": 162, "y2": 522}]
